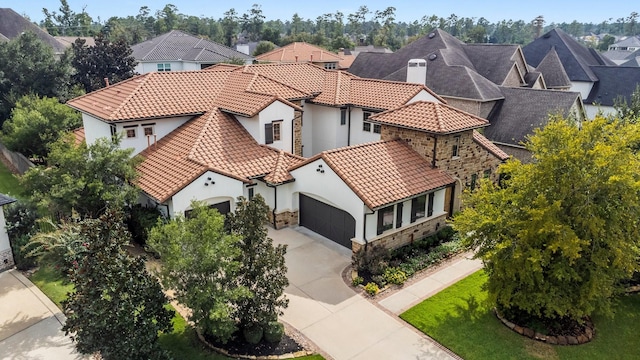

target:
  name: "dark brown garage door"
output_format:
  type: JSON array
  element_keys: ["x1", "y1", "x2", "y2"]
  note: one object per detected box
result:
[{"x1": 299, "y1": 194, "x2": 355, "y2": 248}]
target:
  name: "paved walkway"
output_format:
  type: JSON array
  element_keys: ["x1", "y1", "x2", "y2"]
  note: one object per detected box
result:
[
  {"x1": 271, "y1": 226, "x2": 483, "y2": 360},
  {"x1": 0, "y1": 269, "x2": 85, "y2": 360}
]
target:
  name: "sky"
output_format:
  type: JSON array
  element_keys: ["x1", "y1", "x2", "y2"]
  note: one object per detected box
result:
[{"x1": 10, "y1": 1, "x2": 639, "y2": 26}]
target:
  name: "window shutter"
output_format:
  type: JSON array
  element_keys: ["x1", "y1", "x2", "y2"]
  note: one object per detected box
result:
[
  {"x1": 265, "y1": 123, "x2": 273, "y2": 144},
  {"x1": 396, "y1": 203, "x2": 403, "y2": 228},
  {"x1": 427, "y1": 193, "x2": 435, "y2": 217}
]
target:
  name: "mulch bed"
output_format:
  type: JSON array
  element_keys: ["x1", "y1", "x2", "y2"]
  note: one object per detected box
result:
[{"x1": 202, "y1": 329, "x2": 307, "y2": 357}]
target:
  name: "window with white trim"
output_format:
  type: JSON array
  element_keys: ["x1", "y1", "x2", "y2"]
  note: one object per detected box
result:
[
  {"x1": 273, "y1": 121, "x2": 281, "y2": 141},
  {"x1": 143, "y1": 126, "x2": 154, "y2": 136},
  {"x1": 157, "y1": 63, "x2": 171, "y2": 72},
  {"x1": 377, "y1": 205, "x2": 394, "y2": 235}
]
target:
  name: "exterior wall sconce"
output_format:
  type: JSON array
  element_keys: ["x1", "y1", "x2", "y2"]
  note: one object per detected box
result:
[
  {"x1": 316, "y1": 164, "x2": 324, "y2": 173},
  {"x1": 205, "y1": 177, "x2": 215, "y2": 186}
]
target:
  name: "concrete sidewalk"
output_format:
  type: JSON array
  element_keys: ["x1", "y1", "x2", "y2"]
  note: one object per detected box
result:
[
  {"x1": 272, "y1": 227, "x2": 470, "y2": 360},
  {"x1": 0, "y1": 269, "x2": 84, "y2": 360},
  {"x1": 379, "y1": 253, "x2": 483, "y2": 314}
]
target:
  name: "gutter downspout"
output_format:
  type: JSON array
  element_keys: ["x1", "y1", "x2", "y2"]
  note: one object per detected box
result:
[
  {"x1": 448, "y1": 182, "x2": 456, "y2": 217},
  {"x1": 363, "y1": 209, "x2": 374, "y2": 251},
  {"x1": 272, "y1": 185, "x2": 278, "y2": 228},
  {"x1": 432, "y1": 136, "x2": 438, "y2": 168},
  {"x1": 347, "y1": 105, "x2": 352, "y2": 146}
]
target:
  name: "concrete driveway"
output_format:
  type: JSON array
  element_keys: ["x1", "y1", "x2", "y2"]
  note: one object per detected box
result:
[
  {"x1": 271, "y1": 226, "x2": 456, "y2": 360},
  {"x1": 0, "y1": 269, "x2": 85, "y2": 360}
]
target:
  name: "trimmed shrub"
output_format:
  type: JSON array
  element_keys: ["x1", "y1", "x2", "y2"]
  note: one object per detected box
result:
[
  {"x1": 383, "y1": 267, "x2": 407, "y2": 285},
  {"x1": 243, "y1": 324, "x2": 264, "y2": 345},
  {"x1": 436, "y1": 226, "x2": 456, "y2": 241},
  {"x1": 263, "y1": 321, "x2": 284, "y2": 343},
  {"x1": 11, "y1": 234, "x2": 37, "y2": 270},
  {"x1": 364, "y1": 282, "x2": 380, "y2": 296},
  {"x1": 352, "y1": 244, "x2": 390, "y2": 276},
  {"x1": 352, "y1": 276, "x2": 364, "y2": 286}
]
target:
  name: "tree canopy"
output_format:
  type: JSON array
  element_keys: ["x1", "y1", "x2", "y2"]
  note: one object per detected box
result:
[
  {"x1": 62, "y1": 208, "x2": 173, "y2": 360},
  {"x1": 21, "y1": 135, "x2": 140, "y2": 218},
  {"x1": 1, "y1": 95, "x2": 81, "y2": 160},
  {"x1": 148, "y1": 202, "x2": 250, "y2": 343},
  {"x1": 71, "y1": 32, "x2": 137, "y2": 93},
  {"x1": 0, "y1": 32, "x2": 72, "y2": 122},
  {"x1": 453, "y1": 116, "x2": 640, "y2": 323}
]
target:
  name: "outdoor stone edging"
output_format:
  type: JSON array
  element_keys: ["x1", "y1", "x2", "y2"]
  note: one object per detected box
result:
[
  {"x1": 195, "y1": 329, "x2": 314, "y2": 359},
  {"x1": 493, "y1": 308, "x2": 595, "y2": 345}
]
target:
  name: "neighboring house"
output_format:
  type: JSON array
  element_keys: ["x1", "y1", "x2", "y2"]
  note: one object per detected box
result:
[
  {"x1": 348, "y1": 29, "x2": 583, "y2": 160},
  {"x1": 68, "y1": 63, "x2": 506, "y2": 251},
  {"x1": 54, "y1": 36, "x2": 96, "y2": 48},
  {"x1": 0, "y1": 8, "x2": 67, "y2": 57},
  {"x1": 131, "y1": 30, "x2": 253, "y2": 74},
  {"x1": 255, "y1": 42, "x2": 353, "y2": 70},
  {"x1": 523, "y1": 28, "x2": 640, "y2": 118},
  {"x1": 0, "y1": 194, "x2": 17, "y2": 272},
  {"x1": 608, "y1": 35, "x2": 640, "y2": 51}
]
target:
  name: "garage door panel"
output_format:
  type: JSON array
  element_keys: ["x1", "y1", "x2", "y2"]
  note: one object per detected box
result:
[{"x1": 299, "y1": 194, "x2": 355, "y2": 248}]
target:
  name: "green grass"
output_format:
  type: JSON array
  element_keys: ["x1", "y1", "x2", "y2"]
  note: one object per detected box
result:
[
  {"x1": 29, "y1": 265, "x2": 74, "y2": 309},
  {"x1": 401, "y1": 270, "x2": 640, "y2": 360},
  {"x1": 0, "y1": 160, "x2": 24, "y2": 198},
  {"x1": 30, "y1": 267, "x2": 324, "y2": 360}
]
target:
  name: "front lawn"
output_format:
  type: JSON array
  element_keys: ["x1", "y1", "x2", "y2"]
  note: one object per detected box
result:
[
  {"x1": 401, "y1": 270, "x2": 640, "y2": 360},
  {"x1": 0, "y1": 160, "x2": 24, "y2": 197}
]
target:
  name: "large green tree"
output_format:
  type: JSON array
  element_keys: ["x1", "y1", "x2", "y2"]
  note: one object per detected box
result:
[
  {"x1": 148, "y1": 202, "x2": 250, "y2": 343},
  {"x1": 71, "y1": 32, "x2": 137, "y2": 93},
  {"x1": 228, "y1": 195, "x2": 289, "y2": 329},
  {"x1": 1, "y1": 95, "x2": 81, "y2": 160},
  {"x1": 63, "y1": 208, "x2": 173, "y2": 360},
  {"x1": 21, "y1": 135, "x2": 139, "y2": 218},
  {"x1": 453, "y1": 116, "x2": 640, "y2": 323},
  {"x1": 0, "y1": 32, "x2": 72, "y2": 122}
]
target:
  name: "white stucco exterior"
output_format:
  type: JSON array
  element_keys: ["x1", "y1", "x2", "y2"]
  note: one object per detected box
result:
[
  {"x1": 584, "y1": 103, "x2": 616, "y2": 119},
  {"x1": 135, "y1": 59, "x2": 253, "y2": 74},
  {"x1": 166, "y1": 170, "x2": 245, "y2": 215},
  {"x1": 81, "y1": 114, "x2": 192, "y2": 155},
  {"x1": 408, "y1": 89, "x2": 443, "y2": 104},
  {"x1": 350, "y1": 107, "x2": 382, "y2": 146},
  {"x1": 570, "y1": 81, "x2": 595, "y2": 99},
  {"x1": 237, "y1": 101, "x2": 296, "y2": 153},
  {"x1": 0, "y1": 208, "x2": 11, "y2": 254}
]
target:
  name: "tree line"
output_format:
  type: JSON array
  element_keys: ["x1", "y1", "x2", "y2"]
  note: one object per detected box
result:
[{"x1": 37, "y1": 0, "x2": 640, "y2": 52}]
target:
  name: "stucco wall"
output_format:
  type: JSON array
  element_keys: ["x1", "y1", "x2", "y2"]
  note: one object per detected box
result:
[
  {"x1": 0, "y1": 208, "x2": 15, "y2": 271},
  {"x1": 570, "y1": 81, "x2": 594, "y2": 99},
  {"x1": 168, "y1": 170, "x2": 245, "y2": 215}
]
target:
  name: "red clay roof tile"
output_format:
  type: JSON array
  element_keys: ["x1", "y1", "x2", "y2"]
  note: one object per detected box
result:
[
  {"x1": 472, "y1": 130, "x2": 510, "y2": 160},
  {"x1": 370, "y1": 100, "x2": 488, "y2": 134}
]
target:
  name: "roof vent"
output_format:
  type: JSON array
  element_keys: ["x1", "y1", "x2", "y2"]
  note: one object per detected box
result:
[
  {"x1": 428, "y1": 53, "x2": 437, "y2": 61},
  {"x1": 428, "y1": 32, "x2": 436, "y2": 39}
]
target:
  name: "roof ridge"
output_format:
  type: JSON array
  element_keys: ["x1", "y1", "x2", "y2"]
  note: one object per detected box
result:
[{"x1": 109, "y1": 74, "x2": 155, "y2": 119}]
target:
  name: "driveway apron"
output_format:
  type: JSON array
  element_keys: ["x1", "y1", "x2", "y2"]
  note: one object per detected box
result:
[{"x1": 271, "y1": 226, "x2": 456, "y2": 360}]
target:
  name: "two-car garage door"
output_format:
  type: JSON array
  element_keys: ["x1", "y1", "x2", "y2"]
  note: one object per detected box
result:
[{"x1": 299, "y1": 194, "x2": 355, "y2": 248}]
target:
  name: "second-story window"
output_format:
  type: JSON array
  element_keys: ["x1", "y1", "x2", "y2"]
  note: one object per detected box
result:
[
  {"x1": 273, "y1": 121, "x2": 281, "y2": 141},
  {"x1": 340, "y1": 108, "x2": 347, "y2": 125},
  {"x1": 452, "y1": 135, "x2": 461, "y2": 158},
  {"x1": 157, "y1": 63, "x2": 171, "y2": 72},
  {"x1": 126, "y1": 129, "x2": 136, "y2": 138}
]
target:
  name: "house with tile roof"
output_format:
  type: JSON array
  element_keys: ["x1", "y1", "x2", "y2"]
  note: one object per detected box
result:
[
  {"x1": 0, "y1": 193, "x2": 17, "y2": 272},
  {"x1": 130, "y1": 30, "x2": 253, "y2": 74},
  {"x1": 255, "y1": 42, "x2": 354, "y2": 70},
  {"x1": 348, "y1": 29, "x2": 584, "y2": 160},
  {"x1": 524, "y1": 28, "x2": 640, "y2": 118},
  {"x1": 69, "y1": 63, "x2": 507, "y2": 251}
]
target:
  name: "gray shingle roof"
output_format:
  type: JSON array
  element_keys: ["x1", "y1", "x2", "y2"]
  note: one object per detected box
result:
[
  {"x1": 610, "y1": 36, "x2": 640, "y2": 49},
  {"x1": 620, "y1": 56, "x2": 640, "y2": 67},
  {"x1": 464, "y1": 44, "x2": 522, "y2": 85},
  {"x1": 485, "y1": 87, "x2": 581, "y2": 146},
  {"x1": 603, "y1": 49, "x2": 639, "y2": 61},
  {"x1": 349, "y1": 29, "x2": 505, "y2": 101},
  {"x1": 131, "y1": 30, "x2": 252, "y2": 63},
  {"x1": 534, "y1": 47, "x2": 571, "y2": 89},
  {"x1": 0, "y1": 8, "x2": 66, "y2": 53},
  {"x1": 522, "y1": 28, "x2": 615, "y2": 82},
  {"x1": 0, "y1": 193, "x2": 16, "y2": 207},
  {"x1": 585, "y1": 66, "x2": 640, "y2": 106}
]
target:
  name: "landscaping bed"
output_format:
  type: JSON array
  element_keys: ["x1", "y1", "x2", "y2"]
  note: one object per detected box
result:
[{"x1": 352, "y1": 226, "x2": 462, "y2": 296}]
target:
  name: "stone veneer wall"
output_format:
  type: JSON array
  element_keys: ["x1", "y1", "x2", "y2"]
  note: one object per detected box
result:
[
  {"x1": 352, "y1": 213, "x2": 447, "y2": 253},
  {"x1": 381, "y1": 126, "x2": 504, "y2": 190},
  {"x1": 0, "y1": 248, "x2": 15, "y2": 272},
  {"x1": 268, "y1": 210, "x2": 299, "y2": 229},
  {"x1": 291, "y1": 100, "x2": 303, "y2": 157}
]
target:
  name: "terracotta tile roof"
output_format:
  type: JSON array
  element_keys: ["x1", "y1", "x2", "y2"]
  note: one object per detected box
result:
[
  {"x1": 67, "y1": 71, "x2": 230, "y2": 121},
  {"x1": 255, "y1": 42, "x2": 343, "y2": 63},
  {"x1": 295, "y1": 140, "x2": 454, "y2": 210},
  {"x1": 137, "y1": 108, "x2": 304, "y2": 202},
  {"x1": 472, "y1": 130, "x2": 510, "y2": 161},
  {"x1": 72, "y1": 127, "x2": 85, "y2": 145},
  {"x1": 68, "y1": 69, "x2": 309, "y2": 121},
  {"x1": 232, "y1": 63, "x2": 328, "y2": 94},
  {"x1": 370, "y1": 100, "x2": 488, "y2": 134}
]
